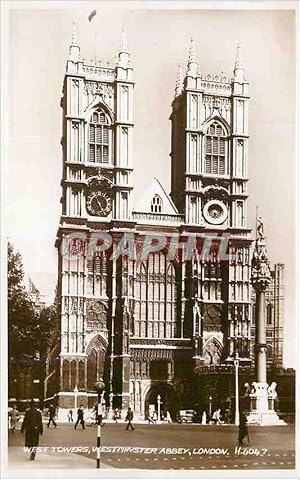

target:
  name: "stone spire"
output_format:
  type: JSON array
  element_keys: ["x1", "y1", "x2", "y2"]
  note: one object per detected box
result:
[
  {"x1": 117, "y1": 27, "x2": 130, "y2": 67},
  {"x1": 187, "y1": 37, "x2": 198, "y2": 77},
  {"x1": 71, "y1": 21, "x2": 79, "y2": 46},
  {"x1": 121, "y1": 27, "x2": 128, "y2": 53},
  {"x1": 68, "y1": 21, "x2": 81, "y2": 63},
  {"x1": 175, "y1": 64, "x2": 183, "y2": 97},
  {"x1": 233, "y1": 41, "x2": 246, "y2": 82}
]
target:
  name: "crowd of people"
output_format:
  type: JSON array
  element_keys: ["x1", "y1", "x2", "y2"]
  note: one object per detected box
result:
[{"x1": 9, "y1": 400, "x2": 249, "y2": 460}]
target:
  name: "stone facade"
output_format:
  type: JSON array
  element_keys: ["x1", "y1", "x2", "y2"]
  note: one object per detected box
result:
[{"x1": 52, "y1": 33, "x2": 286, "y2": 420}]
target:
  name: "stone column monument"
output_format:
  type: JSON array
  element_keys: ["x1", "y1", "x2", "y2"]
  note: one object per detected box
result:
[{"x1": 248, "y1": 217, "x2": 285, "y2": 425}]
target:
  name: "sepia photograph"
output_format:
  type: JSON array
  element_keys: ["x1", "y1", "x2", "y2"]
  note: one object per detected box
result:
[{"x1": 1, "y1": 0, "x2": 298, "y2": 478}]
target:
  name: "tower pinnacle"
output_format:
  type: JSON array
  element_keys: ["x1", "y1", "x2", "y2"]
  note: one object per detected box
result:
[
  {"x1": 71, "y1": 21, "x2": 79, "y2": 46},
  {"x1": 175, "y1": 64, "x2": 183, "y2": 97},
  {"x1": 187, "y1": 37, "x2": 198, "y2": 77},
  {"x1": 233, "y1": 41, "x2": 246, "y2": 82},
  {"x1": 117, "y1": 28, "x2": 130, "y2": 68},
  {"x1": 68, "y1": 21, "x2": 80, "y2": 64},
  {"x1": 234, "y1": 41, "x2": 241, "y2": 69},
  {"x1": 121, "y1": 27, "x2": 128, "y2": 53}
]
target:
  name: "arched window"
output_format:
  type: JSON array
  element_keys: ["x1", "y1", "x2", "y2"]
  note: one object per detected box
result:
[
  {"x1": 88, "y1": 109, "x2": 110, "y2": 164},
  {"x1": 204, "y1": 122, "x2": 226, "y2": 175},
  {"x1": 151, "y1": 195, "x2": 163, "y2": 213},
  {"x1": 134, "y1": 253, "x2": 177, "y2": 338}
]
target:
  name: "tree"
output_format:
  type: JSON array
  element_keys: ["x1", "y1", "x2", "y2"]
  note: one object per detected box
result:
[{"x1": 8, "y1": 242, "x2": 53, "y2": 359}]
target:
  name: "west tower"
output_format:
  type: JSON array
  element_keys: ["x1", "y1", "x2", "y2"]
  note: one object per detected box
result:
[
  {"x1": 54, "y1": 26, "x2": 134, "y2": 414},
  {"x1": 170, "y1": 40, "x2": 252, "y2": 368}
]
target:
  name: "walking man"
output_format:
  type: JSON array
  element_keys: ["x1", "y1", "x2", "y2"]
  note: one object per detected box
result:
[
  {"x1": 238, "y1": 410, "x2": 249, "y2": 445},
  {"x1": 166, "y1": 410, "x2": 172, "y2": 424},
  {"x1": 47, "y1": 404, "x2": 57, "y2": 428},
  {"x1": 113, "y1": 408, "x2": 119, "y2": 423},
  {"x1": 67, "y1": 409, "x2": 73, "y2": 422},
  {"x1": 21, "y1": 400, "x2": 43, "y2": 460},
  {"x1": 9, "y1": 405, "x2": 20, "y2": 432},
  {"x1": 125, "y1": 407, "x2": 134, "y2": 431},
  {"x1": 74, "y1": 405, "x2": 85, "y2": 430}
]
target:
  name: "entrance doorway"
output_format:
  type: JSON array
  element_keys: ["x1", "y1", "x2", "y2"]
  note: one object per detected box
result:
[{"x1": 144, "y1": 383, "x2": 178, "y2": 421}]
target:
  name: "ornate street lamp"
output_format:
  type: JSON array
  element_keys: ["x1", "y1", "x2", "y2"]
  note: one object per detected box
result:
[{"x1": 94, "y1": 378, "x2": 105, "y2": 469}]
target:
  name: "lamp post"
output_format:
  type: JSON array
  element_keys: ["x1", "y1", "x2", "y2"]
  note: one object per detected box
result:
[
  {"x1": 74, "y1": 385, "x2": 78, "y2": 411},
  {"x1": 208, "y1": 395, "x2": 213, "y2": 422},
  {"x1": 234, "y1": 352, "x2": 240, "y2": 427},
  {"x1": 157, "y1": 394, "x2": 161, "y2": 424},
  {"x1": 94, "y1": 378, "x2": 105, "y2": 469}
]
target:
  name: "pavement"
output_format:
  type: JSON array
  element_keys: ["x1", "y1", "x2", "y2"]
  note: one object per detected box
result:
[{"x1": 7, "y1": 422, "x2": 296, "y2": 472}]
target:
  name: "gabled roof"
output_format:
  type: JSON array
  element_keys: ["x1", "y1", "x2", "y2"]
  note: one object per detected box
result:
[{"x1": 133, "y1": 177, "x2": 179, "y2": 215}]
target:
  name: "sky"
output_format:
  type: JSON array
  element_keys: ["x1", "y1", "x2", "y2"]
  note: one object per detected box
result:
[{"x1": 5, "y1": 2, "x2": 296, "y2": 367}]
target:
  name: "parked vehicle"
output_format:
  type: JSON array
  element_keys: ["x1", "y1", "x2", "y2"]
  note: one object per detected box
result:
[{"x1": 178, "y1": 410, "x2": 196, "y2": 423}]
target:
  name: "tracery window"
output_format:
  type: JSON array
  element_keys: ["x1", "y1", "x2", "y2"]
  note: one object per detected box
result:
[
  {"x1": 134, "y1": 252, "x2": 177, "y2": 338},
  {"x1": 205, "y1": 122, "x2": 226, "y2": 175},
  {"x1": 151, "y1": 195, "x2": 163, "y2": 213},
  {"x1": 88, "y1": 109, "x2": 110, "y2": 164}
]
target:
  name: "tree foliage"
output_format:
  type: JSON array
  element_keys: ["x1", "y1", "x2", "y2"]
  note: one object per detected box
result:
[{"x1": 8, "y1": 242, "x2": 53, "y2": 359}]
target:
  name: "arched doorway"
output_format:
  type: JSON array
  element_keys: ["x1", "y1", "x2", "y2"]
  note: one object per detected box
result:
[
  {"x1": 86, "y1": 334, "x2": 108, "y2": 408},
  {"x1": 144, "y1": 383, "x2": 178, "y2": 421}
]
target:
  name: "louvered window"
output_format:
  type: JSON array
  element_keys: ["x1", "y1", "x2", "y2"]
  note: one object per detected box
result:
[
  {"x1": 88, "y1": 109, "x2": 110, "y2": 164},
  {"x1": 205, "y1": 122, "x2": 227, "y2": 175}
]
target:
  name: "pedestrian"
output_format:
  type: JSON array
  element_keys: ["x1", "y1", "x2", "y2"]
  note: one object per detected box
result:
[
  {"x1": 67, "y1": 409, "x2": 73, "y2": 422},
  {"x1": 166, "y1": 410, "x2": 172, "y2": 424},
  {"x1": 9, "y1": 405, "x2": 20, "y2": 432},
  {"x1": 113, "y1": 408, "x2": 119, "y2": 423},
  {"x1": 148, "y1": 412, "x2": 155, "y2": 424},
  {"x1": 125, "y1": 407, "x2": 134, "y2": 431},
  {"x1": 212, "y1": 408, "x2": 222, "y2": 425},
  {"x1": 238, "y1": 410, "x2": 249, "y2": 445},
  {"x1": 21, "y1": 400, "x2": 43, "y2": 460},
  {"x1": 152, "y1": 411, "x2": 158, "y2": 424},
  {"x1": 74, "y1": 405, "x2": 85, "y2": 430},
  {"x1": 47, "y1": 404, "x2": 57, "y2": 428}
]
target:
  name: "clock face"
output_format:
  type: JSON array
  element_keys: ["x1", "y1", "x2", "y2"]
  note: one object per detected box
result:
[
  {"x1": 203, "y1": 200, "x2": 227, "y2": 225},
  {"x1": 87, "y1": 191, "x2": 112, "y2": 217}
]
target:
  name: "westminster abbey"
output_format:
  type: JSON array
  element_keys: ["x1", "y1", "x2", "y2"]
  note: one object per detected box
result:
[{"x1": 45, "y1": 29, "x2": 286, "y2": 420}]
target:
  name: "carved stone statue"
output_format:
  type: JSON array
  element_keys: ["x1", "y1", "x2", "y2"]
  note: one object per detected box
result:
[
  {"x1": 251, "y1": 216, "x2": 272, "y2": 290},
  {"x1": 267, "y1": 382, "x2": 277, "y2": 399},
  {"x1": 250, "y1": 381, "x2": 257, "y2": 395},
  {"x1": 257, "y1": 216, "x2": 264, "y2": 240},
  {"x1": 243, "y1": 382, "x2": 251, "y2": 396}
]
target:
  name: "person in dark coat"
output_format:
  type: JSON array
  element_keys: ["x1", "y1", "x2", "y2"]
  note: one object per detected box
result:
[
  {"x1": 47, "y1": 404, "x2": 57, "y2": 428},
  {"x1": 74, "y1": 405, "x2": 85, "y2": 429},
  {"x1": 21, "y1": 400, "x2": 43, "y2": 460},
  {"x1": 238, "y1": 410, "x2": 249, "y2": 445},
  {"x1": 125, "y1": 407, "x2": 134, "y2": 431}
]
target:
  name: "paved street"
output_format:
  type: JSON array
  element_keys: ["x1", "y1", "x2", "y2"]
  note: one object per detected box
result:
[{"x1": 8, "y1": 422, "x2": 295, "y2": 471}]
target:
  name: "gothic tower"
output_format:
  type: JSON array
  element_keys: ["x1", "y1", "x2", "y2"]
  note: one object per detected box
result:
[
  {"x1": 170, "y1": 40, "x2": 252, "y2": 366},
  {"x1": 54, "y1": 25, "x2": 134, "y2": 413}
]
